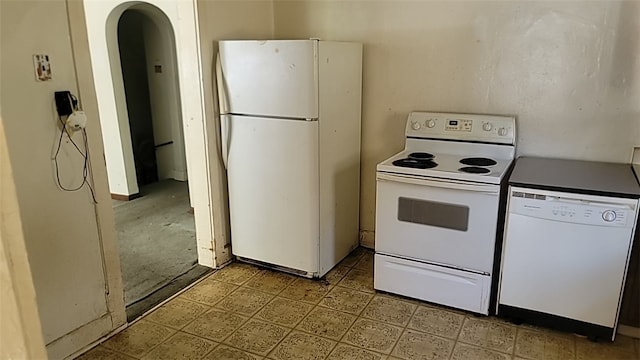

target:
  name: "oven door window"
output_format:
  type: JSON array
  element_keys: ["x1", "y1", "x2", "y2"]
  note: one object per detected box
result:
[{"x1": 397, "y1": 197, "x2": 469, "y2": 231}]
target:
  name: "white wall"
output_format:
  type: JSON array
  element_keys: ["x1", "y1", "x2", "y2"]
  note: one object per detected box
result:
[
  {"x1": 84, "y1": 0, "x2": 216, "y2": 266},
  {"x1": 141, "y1": 9, "x2": 188, "y2": 181},
  {"x1": 0, "y1": 0, "x2": 125, "y2": 357},
  {"x1": 273, "y1": 0, "x2": 640, "y2": 246},
  {"x1": 86, "y1": 2, "x2": 137, "y2": 196}
]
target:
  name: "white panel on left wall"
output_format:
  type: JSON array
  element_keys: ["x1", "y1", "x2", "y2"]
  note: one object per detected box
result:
[{"x1": 1, "y1": 1, "x2": 121, "y2": 358}]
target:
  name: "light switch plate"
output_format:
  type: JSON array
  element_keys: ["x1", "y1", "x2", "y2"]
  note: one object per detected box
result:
[{"x1": 33, "y1": 54, "x2": 52, "y2": 81}]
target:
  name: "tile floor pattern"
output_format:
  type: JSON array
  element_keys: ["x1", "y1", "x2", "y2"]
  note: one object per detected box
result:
[{"x1": 80, "y1": 248, "x2": 640, "y2": 360}]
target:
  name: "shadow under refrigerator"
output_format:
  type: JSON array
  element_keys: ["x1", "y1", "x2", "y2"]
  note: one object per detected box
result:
[{"x1": 216, "y1": 40, "x2": 362, "y2": 277}]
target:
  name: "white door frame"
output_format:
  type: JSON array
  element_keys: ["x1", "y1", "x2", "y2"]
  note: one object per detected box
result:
[{"x1": 84, "y1": 0, "x2": 217, "y2": 267}]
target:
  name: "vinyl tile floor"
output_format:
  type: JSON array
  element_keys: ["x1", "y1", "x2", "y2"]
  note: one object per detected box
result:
[{"x1": 80, "y1": 248, "x2": 640, "y2": 360}]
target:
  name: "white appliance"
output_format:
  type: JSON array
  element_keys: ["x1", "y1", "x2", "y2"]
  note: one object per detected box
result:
[
  {"x1": 216, "y1": 40, "x2": 362, "y2": 277},
  {"x1": 374, "y1": 111, "x2": 516, "y2": 314},
  {"x1": 498, "y1": 157, "x2": 640, "y2": 340}
]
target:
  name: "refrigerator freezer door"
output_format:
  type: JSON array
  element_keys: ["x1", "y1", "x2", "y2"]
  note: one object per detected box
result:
[
  {"x1": 219, "y1": 40, "x2": 318, "y2": 119},
  {"x1": 227, "y1": 115, "x2": 320, "y2": 273}
]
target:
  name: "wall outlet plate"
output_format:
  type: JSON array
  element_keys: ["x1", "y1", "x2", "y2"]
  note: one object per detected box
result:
[{"x1": 33, "y1": 54, "x2": 52, "y2": 81}]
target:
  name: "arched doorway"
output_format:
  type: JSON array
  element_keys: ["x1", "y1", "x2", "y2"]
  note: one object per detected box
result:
[
  {"x1": 116, "y1": 7, "x2": 188, "y2": 188},
  {"x1": 108, "y1": 3, "x2": 208, "y2": 319},
  {"x1": 83, "y1": 0, "x2": 225, "y2": 322}
]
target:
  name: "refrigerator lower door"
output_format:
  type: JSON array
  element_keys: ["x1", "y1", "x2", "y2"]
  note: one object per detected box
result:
[
  {"x1": 218, "y1": 40, "x2": 318, "y2": 119},
  {"x1": 227, "y1": 115, "x2": 320, "y2": 273}
]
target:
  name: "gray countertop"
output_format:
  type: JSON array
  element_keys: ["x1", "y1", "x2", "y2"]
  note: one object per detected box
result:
[{"x1": 509, "y1": 156, "x2": 640, "y2": 198}]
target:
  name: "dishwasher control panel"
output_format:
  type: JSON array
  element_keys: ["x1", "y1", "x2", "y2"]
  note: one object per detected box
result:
[{"x1": 509, "y1": 188, "x2": 635, "y2": 228}]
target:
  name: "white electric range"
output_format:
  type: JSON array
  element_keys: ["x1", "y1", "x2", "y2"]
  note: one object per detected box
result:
[{"x1": 374, "y1": 111, "x2": 516, "y2": 315}]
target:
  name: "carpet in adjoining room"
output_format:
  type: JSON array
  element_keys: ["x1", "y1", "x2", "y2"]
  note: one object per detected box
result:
[{"x1": 113, "y1": 179, "x2": 198, "y2": 305}]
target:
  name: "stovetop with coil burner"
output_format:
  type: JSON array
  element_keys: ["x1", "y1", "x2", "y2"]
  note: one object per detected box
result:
[
  {"x1": 377, "y1": 112, "x2": 516, "y2": 184},
  {"x1": 379, "y1": 150, "x2": 512, "y2": 184},
  {"x1": 392, "y1": 152, "x2": 437, "y2": 169}
]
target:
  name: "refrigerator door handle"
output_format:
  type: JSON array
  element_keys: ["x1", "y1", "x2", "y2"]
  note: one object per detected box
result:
[
  {"x1": 216, "y1": 52, "x2": 229, "y2": 169},
  {"x1": 215, "y1": 52, "x2": 229, "y2": 114},
  {"x1": 220, "y1": 115, "x2": 229, "y2": 169}
]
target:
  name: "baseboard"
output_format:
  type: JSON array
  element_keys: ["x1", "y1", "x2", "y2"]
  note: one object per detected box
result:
[
  {"x1": 110, "y1": 193, "x2": 140, "y2": 201},
  {"x1": 66, "y1": 321, "x2": 127, "y2": 360},
  {"x1": 47, "y1": 314, "x2": 114, "y2": 360},
  {"x1": 618, "y1": 324, "x2": 640, "y2": 339},
  {"x1": 359, "y1": 230, "x2": 375, "y2": 249},
  {"x1": 172, "y1": 170, "x2": 188, "y2": 181}
]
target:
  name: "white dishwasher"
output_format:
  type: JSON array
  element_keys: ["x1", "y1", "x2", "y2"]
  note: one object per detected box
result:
[{"x1": 498, "y1": 157, "x2": 640, "y2": 341}]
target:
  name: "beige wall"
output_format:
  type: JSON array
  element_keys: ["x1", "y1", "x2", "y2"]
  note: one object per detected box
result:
[
  {"x1": 273, "y1": 1, "x2": 640, "y2": 242},
  {"x1": 196, "y1": 0, "x2": 274, "y2": 261},
  {"x1": 1, "y1": 0, "x2": 125, "y2": 357},
  {"x1": 140, "y1": 10, "x2": 188, "y2": 182},
  {"x1": 0, "y1": 119, "x2": 47, "y2": 360},
  {"x1": 2, "y1": 1, "x2": 637, "y2": 355}
]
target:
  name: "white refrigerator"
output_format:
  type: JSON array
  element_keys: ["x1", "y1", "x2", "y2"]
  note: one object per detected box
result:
[{"x1": 216, "y1": 39, "x2": 362, "y2": 277}]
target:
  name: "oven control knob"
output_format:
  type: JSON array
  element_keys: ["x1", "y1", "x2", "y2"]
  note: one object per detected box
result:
[
  {"x1": 411, "y1": 121, "x2": 421, "y2": 130},
  {"x1": 426, "y1": 119, "x2": 436, "y2": 128},
  {"x1": 498, "y1": 127, "x2": 508, "y2": 136},
  {"x1": 482, "y1": 122, "x2": 493, "y2": 131},
  {"x1": 602, "y1": 210, "x2": 616, "y2": 222}
]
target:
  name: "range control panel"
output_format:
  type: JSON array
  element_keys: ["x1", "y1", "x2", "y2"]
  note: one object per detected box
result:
[
  {"x1": 510, "y1": 190, "x2": 633, "y2": 228},
  {"x1": 445, "y1": 119, "x2": 472, "y2": 132},
  {"x1": 406, "y1": 111, "x2": 516, "y2": 145}
]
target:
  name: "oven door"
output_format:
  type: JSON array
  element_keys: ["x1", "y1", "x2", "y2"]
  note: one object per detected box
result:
[{"x1": 375, "y1": 172, "x2": 501, "y2": 274}]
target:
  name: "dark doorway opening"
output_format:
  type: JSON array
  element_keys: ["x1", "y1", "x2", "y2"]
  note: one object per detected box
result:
[
  {"x1": 118, "y1": 10, "x2": 158, "y2": 186},
  {"x1": 114, "y1": 7, "x2": 208, "y2": 321}
]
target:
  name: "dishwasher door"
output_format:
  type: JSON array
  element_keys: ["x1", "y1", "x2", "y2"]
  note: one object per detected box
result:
[{"x1": 498, "y1": 187, "x2": 638, "y2": 328}]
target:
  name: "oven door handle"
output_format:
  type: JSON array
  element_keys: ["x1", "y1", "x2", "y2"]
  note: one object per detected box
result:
[{"x1": 377, "y1": 172, "x2": 500, "y2": 194}]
